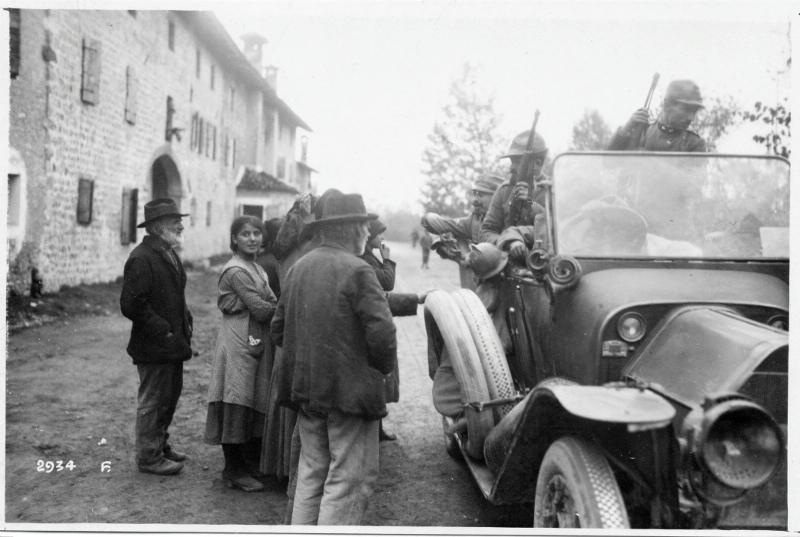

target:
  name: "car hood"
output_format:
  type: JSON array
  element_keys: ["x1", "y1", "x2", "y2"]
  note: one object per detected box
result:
[{"x1": 622, "y1": 305, "x2": 788, "y2": 408}]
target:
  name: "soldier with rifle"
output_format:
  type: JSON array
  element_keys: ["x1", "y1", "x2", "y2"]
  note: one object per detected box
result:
[
  {"x1": 480, "y1": 115, "x2": 549, "y2": 253},
  {"x1": 608, "y1": 77, "x2": 707, "y2": 152}
]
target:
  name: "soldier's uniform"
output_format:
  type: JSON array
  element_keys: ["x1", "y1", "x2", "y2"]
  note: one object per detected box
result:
[{"x1": 608, "y1": 79, "x2": 707, "y2": 153}]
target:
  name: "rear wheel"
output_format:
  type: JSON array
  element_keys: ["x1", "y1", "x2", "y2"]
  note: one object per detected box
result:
[{"x1": 533, "y1": 436, "x2": 630, "y2": 528}]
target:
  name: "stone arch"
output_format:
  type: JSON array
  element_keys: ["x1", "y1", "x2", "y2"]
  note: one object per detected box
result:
[{"x1": 147, "y1": 145, "x2": 185, "y2": 204}]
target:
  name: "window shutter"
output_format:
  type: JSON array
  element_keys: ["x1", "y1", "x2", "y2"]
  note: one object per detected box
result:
[
  {"x1": 125, "y1": 66, "x2": 137, "y2": 124},
  {"x1": 9, "y1": 9, "x2": 20, "y2": 79},
  {"x1": 120, "y1": 188, "x2": 140, "y2": 244},
  {"x1": 81, "y1": 38, "x2": 102, "y2": 104},
  {"x1": 190, "y1": 112, "x2": 198, "y2": 150}
]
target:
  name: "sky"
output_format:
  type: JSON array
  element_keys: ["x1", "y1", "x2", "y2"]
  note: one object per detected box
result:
[{"x1": 210, "y1": 0, "x2": 794, "y2": 213}]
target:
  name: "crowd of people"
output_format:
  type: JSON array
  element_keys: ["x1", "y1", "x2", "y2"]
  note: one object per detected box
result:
[{"x1": 118, "y1": 78, "x2": 707, "y2": 525}]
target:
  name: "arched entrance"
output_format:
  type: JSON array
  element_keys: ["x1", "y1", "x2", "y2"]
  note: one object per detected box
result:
[{"x1": 150, "y1": 154, "x2": 182, "y2": 202}]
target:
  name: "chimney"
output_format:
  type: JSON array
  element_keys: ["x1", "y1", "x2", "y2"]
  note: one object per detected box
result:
[
  {"x1": 240, "y1": 33, "x2": 268, "y2": 70},
  {"x1": 264, "y1": 65, "x2": 278, "y2": 92}
]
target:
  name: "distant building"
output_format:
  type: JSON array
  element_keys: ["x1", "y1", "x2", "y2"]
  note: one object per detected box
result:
[{"x1": 6, "y1": 9, "x2": 312, "y2": 294}]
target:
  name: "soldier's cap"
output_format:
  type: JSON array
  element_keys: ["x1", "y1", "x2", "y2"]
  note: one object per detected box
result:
[
  {"x1": 467, "y1": 242, "x2": 508, "y2": 281},
  {"x1": 368, "y1": 217, "x2": 387, "y2": 239},
  {"x1": 472, "y1": 173, "x2": 505, "y2": 194},
  {"x1": 498, "y1": 130, "x2": 548, "y2": 160},
  {"x1": 664, "y1": 79, "x2": 704, "y2": 108}
]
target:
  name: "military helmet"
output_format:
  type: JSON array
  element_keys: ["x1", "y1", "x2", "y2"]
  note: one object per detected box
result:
[
  {"x1": 498, "y1": 130, "x2": 548, "y2": 159},
  {"x1": 467, "y1": 242, "x2": 508, "y2": 281},
  {"x1": 472, "y1": 173, "x2": 505, "y2": 194},
  {"x1": 664, "y1": 79, "x2": 704, "y2": 108}
]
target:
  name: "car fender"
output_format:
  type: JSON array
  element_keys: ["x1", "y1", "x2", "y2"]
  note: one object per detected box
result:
[{"x1": 486, "y1": 379, "x2": 675, "y2": 504}]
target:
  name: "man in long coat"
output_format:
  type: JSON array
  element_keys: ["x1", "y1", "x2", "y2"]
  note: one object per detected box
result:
[
  {"x1": 120, "y1": 198, "x2": 193, "y2": 476},
  {"x1": 271, "y1": 191, "x2": 397, "y2": 525}
]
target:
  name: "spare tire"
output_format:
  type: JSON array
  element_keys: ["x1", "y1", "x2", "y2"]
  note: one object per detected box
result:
[
  {"x1": 452, "y1": 289, "x2": 516, "y2": 421},
  {"x1": 424, "y1": 290, "x2": 493, "y2": 460}
]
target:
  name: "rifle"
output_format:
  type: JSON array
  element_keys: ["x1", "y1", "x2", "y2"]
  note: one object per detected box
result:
[
  {"x1": 632, "y1": 72, "x2": 660, "y2": 148},
  {"x1": 509, "y1": 110, "x2": 541, "y2": 226}
]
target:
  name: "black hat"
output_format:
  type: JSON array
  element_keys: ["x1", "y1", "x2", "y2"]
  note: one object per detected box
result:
[
  {"x1": 137, "y1": 198, "x2": 189, "y2": 228},
  {"x1": 306, "y1": 191, "x2": 377, "y2": 228}
]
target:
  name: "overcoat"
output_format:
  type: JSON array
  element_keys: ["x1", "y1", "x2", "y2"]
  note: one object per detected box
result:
[
  {"x1": 120, "y1": 234, "x2": 193, "y2": 364},
  {"x1": 271, "y1": 243, "x2": 397, "y2": 420}
]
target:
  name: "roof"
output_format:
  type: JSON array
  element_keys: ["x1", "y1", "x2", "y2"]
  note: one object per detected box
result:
[
  {"x1": 237, "y1": 167, "x2": 299, "y2": 195},
  {"x1": 177, "y1": 11, "x2": 311, "y2": 131}
]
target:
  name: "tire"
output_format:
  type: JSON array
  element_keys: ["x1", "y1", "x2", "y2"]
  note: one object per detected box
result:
[
  {"x1": 533, "y1": 436, "x2": 630, "y2": 529},
  {"x1": 452, "y1": 289, "x2": 516, "y2": 421},
  {"x1": 424, "y1": 290, "x2": 493, "y2": 460},
  {"x1": 441, "y1": 415, "x2": 463, "y2": 461}
]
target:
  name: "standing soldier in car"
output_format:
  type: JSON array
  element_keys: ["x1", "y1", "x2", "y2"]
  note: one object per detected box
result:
[{"x1": 608, "y1": 79, "x2": 707, "y2": 152}]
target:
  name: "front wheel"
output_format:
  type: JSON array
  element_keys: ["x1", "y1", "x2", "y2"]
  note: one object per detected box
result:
[{"x1": 533, "y1": 436, "x2": 630, "y2": 528}]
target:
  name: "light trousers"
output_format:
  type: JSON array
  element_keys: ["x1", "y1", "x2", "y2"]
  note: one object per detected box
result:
[{"x1": 291, "y1": 407, "x2": 379, "y2": 525}]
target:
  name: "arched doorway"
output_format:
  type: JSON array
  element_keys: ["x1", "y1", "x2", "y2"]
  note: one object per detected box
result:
[{"x1": 150, "y1": 154, "x2": 182, "y2": 202}]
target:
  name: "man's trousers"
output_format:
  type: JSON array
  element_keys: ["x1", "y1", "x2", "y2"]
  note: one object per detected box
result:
[{"x1": 135, "y1": 362, "x2": 183, "y2": 465}]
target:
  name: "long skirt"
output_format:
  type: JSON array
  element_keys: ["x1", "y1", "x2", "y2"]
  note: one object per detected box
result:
[{"x1": 259, "y1": 345, "x2": 297, "y2": 479}]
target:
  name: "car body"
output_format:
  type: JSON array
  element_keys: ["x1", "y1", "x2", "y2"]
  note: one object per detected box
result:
[{"x1": 424, "y1": 151, "x2": 789, "y2": 529}]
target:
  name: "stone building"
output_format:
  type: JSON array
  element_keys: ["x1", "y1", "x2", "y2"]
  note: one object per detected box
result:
[{"x1": 6, "y1": 9, "x2": 311, "y2": 294}]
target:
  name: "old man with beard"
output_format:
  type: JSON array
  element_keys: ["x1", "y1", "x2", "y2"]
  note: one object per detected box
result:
[{"x1": 121, "y1": 198, "x2": 193, "y2": 476}]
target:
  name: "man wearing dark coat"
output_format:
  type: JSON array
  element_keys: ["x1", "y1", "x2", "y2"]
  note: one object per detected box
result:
[
  {"x1": 271, "y1": 191, "x2": 397, "y2": 525},
  {"x1": 120, "y1": 198, "x2": 193, "y2": 476}
]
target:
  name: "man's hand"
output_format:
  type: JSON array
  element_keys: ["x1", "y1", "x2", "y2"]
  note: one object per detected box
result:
[
  {"x1": 508, "y1": 240, "x2": 529, "y2": 264},
  {"x1": 417, "y1": 289, "x2": 435, "y2": 304},
  {"x1": 379, "y1": 241, "x2": 391, "y2": 261},
  {"x1": 511, "y1": 182, "x2": 530, "y2": 203},
  {"x1": 625, "y1": 108, "x2": 650, "y2": 130}
]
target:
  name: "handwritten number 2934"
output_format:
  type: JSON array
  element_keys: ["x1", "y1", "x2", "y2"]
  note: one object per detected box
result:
[{"x1": 36, "y1": 460, "x2": 76, "y2": 472}]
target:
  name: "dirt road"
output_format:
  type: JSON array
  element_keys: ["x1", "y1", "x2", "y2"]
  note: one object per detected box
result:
[{"x1": 5, "y1": 241, "x2": 529, "y2": 528}]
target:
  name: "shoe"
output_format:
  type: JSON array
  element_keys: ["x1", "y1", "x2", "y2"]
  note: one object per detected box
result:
[
  {"x1": 138, "y1": 458, "x2": 183, "y2": 476},
  {"x1": 223, "y1": 473, "x2": 265, "y2": 492},
  {"x1": 379, "y1": 426, "x2": 397, "y2": 442},
  {"x1": 164, "y1": 446, "x2": 187, "y2": 462}
]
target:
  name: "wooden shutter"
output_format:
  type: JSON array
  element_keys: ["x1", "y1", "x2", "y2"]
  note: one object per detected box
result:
[
  {"x1": 81, "y1": 38, "x2": 101, "y2": 104},
  {"x1": 76, "y1": 178, "x2": 94, "y2": 224},
  {"x1": 121, "y1": 188, "x2": 139, "y2": 244},
  {"x1": 9, "y1": 9, "x2": 20, "y2": 79},
  {"x1": 190, "y1": 112, "x2": 198, "y2": 150},
  {"x1": 124, "y1": 66, "x2": 137, "y2": 124}
]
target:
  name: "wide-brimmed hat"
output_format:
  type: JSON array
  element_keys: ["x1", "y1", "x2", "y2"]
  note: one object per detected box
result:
[
  {"x1": 472, "y1": 173, "x2": 505, "y2": 194},
  {"x1": 306, "y1": 191, "x2": 377, "y2": 228},
  {"x1": 498, "y1": 130, "x2": 548, "y2": 160},
  {"x1": 664, "y1": 79, "x2": 704, "y2": 108},
  {"x1": 467, "y1": 242, "x2": 508, "y2": 281},
  {"x1": 137, "y1": 198, "x2": 188, "y2": 228}
]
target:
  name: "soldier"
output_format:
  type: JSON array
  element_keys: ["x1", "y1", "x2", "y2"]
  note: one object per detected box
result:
[
  {"x1": 479, "y1": 130, "x2": 548, "y2": 245},
  {"x1": 608, "y1": 79, "x2": 707, "y2": 152},
  {"x1": 421, "y1": 174, "x2": 504, "y2": 288}
]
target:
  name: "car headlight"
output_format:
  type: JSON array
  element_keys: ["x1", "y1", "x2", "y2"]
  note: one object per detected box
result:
[
  {"x1": 617, "y1": 312, "x2": 646, "y2": 343},
  {"x1": 766, "y1": 314, "x2": 788, "y2": 331},
  {"x1": 696, "y1": 399, "x2": 783, "y2": 491}
]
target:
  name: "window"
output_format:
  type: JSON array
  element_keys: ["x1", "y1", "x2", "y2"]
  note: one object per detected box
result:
[
  {"x1": 9, "y1": 9, "x2": 20, "y2": 79},
  {"x1": 190, "y1": 112, "x2": 198, "y2": 150},
  {"x1": 128, "y1": 10, "x2": 137, "y2": 17},
  {"x1": 206, "y1": 200, "x2": 212, "y2": 226},
  {"x1": 198, "y1": 118, "x2": 204, "y2": 154},
  {"x1": 195, "y1": 47, "x2": 201, "y2": 78},
  {"x1": 210, "y1": 64, "x2": 215, "y2": 90},
  {"x1": 242, "y1": 205, "x2": 264, "y2": 220},
  {"x1": 276, "y1": 157, "x2": 286, "y2": 179},
  {"x1": 231, "y1": 139, "x2": 237, "y2": 169},
  {"x1": 8, "y1": 174, "x2": 21, "y2": 226},
  {"x1": 190, "y1": 197, "x2": 197, "y2": 226},
  {"x1": 229, "y1": 86, "x2": 235, "y2": 112},
  {"x1": 121, "y1": 188, "x2": 138, "y2": 244},
  {"x1": 205, "y1": 122, "x2": 211, "y2": 156},
  {"x1": 124, "y1": 66, "x2": 137, "y2": 124},
  {"x1": 222, "y1": 133, "x2": 229, "y2": 166},
  {"x1": 168, "y1": 20, "x2": 175, "y2": 51},
  {"x1": 77, "y1": 178, "x2": 94, "y2": 225},
  {"x1": 212, "y1": 125, "x2": 217, "y2": 160},
  {"x1": 81, "y1": 38, "x2": 102, "y2": 104}
]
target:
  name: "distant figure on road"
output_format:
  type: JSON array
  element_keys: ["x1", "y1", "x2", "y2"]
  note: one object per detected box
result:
[
  {"x1": 410, "y1": 228, "x2": 420, "y2": 248},
  {"x1": 272, "y1": 191, "x2": 396, "y2": 525},
  {"x1": 120, "y1": 198, "x2": 193, "y2": 477},
  {"x1": 205, "y1": 215, "x2": 278, "y2": 493},
  {"x1": 608, "y1": 79, "x2": 707, "y2": 152},
  {"x1": 419, "y1": 230, "x2": 433, "y2": 269}
]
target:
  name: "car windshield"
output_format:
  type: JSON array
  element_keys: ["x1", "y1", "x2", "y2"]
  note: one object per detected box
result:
[{"x1": 552, "y1": 153, "x2": 790, "y2": 259}]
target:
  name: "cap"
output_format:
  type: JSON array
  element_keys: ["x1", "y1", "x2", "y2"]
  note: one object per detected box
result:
[
  {"x1": 467, "y1": 242, "x2": 508, "y2": 281},
  {"x1": 665, "y1": 79, "x2": 704, "y2": 108},
  {"x1": 472, "y1": 173, "x2": 505, "y2": 194},
  {"x1": 498, "y1": 130, "x2": 548, "y2": 159}
]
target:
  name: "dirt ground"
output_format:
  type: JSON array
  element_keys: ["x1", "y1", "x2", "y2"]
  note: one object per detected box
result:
[{"x1": 4, "y1": 241, "x2": 531, "y2": 529}]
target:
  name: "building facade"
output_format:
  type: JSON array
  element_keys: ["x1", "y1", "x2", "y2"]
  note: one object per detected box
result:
[{"x1": 7, "y1": 9, "x2": 311, "y2": 294}]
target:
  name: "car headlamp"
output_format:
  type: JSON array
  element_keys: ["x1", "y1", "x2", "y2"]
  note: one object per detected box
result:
[
  {"x1": 766, "y1": 314, "x2": 788, "y2": 331},
  {"x1": 696, "y1": 399, "x2": 783, "y2": 491},
  {"x1": 617, "y1": 312, "x2": 646, "y2": 343}
]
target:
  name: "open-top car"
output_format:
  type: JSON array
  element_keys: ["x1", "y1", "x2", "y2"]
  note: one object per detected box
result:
[{"x1": 423, "y1": 151, "x2": 789, "y2": 529}]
